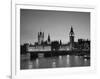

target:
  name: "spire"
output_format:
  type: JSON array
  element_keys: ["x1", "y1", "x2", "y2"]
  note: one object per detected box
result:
[
  {"x1": 71, "y1": 26, "x2": 73, "y2": 33},
  {"x1": 69, "y1": 26, "x2": 74, "y2": 36},
  {"x1": 48, "y1": 34, "x2": 50, "y2": 42}
]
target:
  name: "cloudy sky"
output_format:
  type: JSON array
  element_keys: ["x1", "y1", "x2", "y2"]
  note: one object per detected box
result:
[{"x1": 20, "y1": 9, "x2": 90, "y2": 45}]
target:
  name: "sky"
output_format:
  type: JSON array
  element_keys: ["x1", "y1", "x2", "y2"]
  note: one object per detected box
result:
[{"x1": 20, "y1": 9, "x2": 90, "y2": 45}]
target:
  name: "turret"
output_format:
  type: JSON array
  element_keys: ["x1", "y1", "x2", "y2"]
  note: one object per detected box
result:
[
  {"x1": 38, "y1": 31, "x2": 44, "y2": 45},
  {"x1": 47, "y1": 34, "x2": 51, "y2": 44}
]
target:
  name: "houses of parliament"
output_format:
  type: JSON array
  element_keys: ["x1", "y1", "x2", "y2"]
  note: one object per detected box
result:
[{"x1": 27, "y1": 26, "x2": 90, "y2": 52}]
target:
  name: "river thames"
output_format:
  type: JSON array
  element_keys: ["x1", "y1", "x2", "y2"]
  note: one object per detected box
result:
[{"x1": 21, "y1": 54, "x2": 90, "y2": 69}]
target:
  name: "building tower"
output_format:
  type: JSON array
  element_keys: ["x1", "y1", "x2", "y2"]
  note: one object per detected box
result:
[
  {"x1": 47, "y1": 34, "x2": 51, "y2": 44},
  {"x1": 69, "y1": 26, "x2": 74, "y2": 50},
  {"x1": 38, "y1": 31, "x2": 44, "y2": 45}
]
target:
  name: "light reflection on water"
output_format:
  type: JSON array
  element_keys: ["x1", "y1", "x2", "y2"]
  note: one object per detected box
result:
[
  {"x1": 21, "y1": 55, "x2": 90, "y2": 69},
  {"x1": 66, "y1": 55, "x2": 71, "y2": 67}
]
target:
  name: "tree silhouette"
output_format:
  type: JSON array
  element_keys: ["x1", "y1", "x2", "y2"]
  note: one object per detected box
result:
[{"x1": 51, "y1": 41, "x2": 60, "y2": 51}]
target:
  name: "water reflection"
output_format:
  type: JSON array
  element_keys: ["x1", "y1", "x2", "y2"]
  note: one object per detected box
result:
[
  {"x1": 21, "y1": 55, "x2": 90, "y2": 69},
  {"x1": 28, "y1": 61, "x2": 33, "y2": 69},
  {"x1": 52, "y1": 61, "x2": 56, "y2": 68},
  {"x1": 66, "y1": 55, "x2": 71, "y2": 67},
  {"x1": 35, "y1": 58, "x2": 39, "y2": 68},
  {"x1": 84, "y1": 58, "x2": 90, "y2": 66},
  {"x1": 74, "y1": 55, "x2": 81, "y2": 66},
  {"x1": 58, "y1": 56, "x2": 63, "y2": 67}
]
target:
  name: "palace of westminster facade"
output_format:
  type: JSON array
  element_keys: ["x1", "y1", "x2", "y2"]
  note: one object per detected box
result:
[{"x1": 27, "y1": 27, "x2": 90, "y2": 52}]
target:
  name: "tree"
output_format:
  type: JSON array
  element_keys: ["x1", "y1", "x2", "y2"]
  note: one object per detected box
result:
[{"x1": 51, "y1": 41, "x2": 60, "y2": 51}]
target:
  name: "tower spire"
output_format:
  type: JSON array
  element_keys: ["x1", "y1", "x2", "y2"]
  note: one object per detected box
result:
[
  {"x1": 69, "y1": 26, "x2": 75, "y2": 50},
  {"x1": 69, "y1": 26, "x2": 74, "y2": 36},
  {"x1": 47, "y1": 34, "x2": 51, "y2": 44},
  {"x1": 38, "y1": 29, "x2": 44, "y2": 45},
  {"x1": 48, "y1": 34, "x2": 50, "y2": 42}
]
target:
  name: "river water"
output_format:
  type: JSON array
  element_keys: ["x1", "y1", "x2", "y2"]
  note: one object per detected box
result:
[{"x1": 21, "y1": 54, "x2": 90, "y2": 69}]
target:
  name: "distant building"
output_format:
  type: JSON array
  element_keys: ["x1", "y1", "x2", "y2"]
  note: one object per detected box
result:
[
  {"x1": 28, "y1": 26, "x2": 76, "y2": 51},
  {"x1": 23, "y1": 26, "x2": 90, "y2": 52},
  {"x1": 29, "y1": 31, "x2": 52, "y2": 51},
  {"x1": 21, "y1": 43, "x2": 29, "y2": 54},
  {"x1": 38, "y1": 31, "x2": 44, "y2": 45},
  {"x1": 69, "y1": 26, "x2": 75, "y2": 50},
  {"x1": 78, "y1": 39, "x2": 90, "y2": 50}
]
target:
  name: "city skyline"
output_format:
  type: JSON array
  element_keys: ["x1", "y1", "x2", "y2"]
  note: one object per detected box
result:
[{"x1": 20, "y1": 9, "x2": 90, "y2": 45}]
